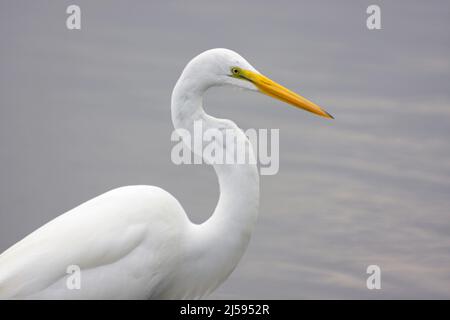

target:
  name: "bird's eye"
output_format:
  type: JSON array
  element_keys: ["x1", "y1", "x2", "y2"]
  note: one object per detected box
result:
[{"x1": 231, "y1": 67, "x2": 240, "y2": 75}]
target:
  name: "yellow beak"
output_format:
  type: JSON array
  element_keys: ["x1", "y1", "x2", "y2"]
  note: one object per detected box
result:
[{"x1": 241, "y1": 69, "x2": 333, "y2": 119}]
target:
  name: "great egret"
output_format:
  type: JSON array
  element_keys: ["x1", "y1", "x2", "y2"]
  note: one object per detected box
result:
[{"x1": 0, "y1": 49, "x2": 332, "y2": 299}]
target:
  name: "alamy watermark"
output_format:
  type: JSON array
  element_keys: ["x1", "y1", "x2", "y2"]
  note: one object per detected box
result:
[
  {"x1": 66, "y1": 5, "x2": 81, "y2": 30},
  {"x1": 366, "y1": 5, "x2": 381, "y2": 30},
  {"x1": 65, "y1": 5, "x2": 381, "y2": 32},
  {"x1": 66, "y1": 264, "x2": 81, "y2": 290},
  {"x1": 171, "y1": 120, "x2": 279, "y2": 175},
  {"x1": 366, "y1": 265, "x2": 381, "y2": 290}
]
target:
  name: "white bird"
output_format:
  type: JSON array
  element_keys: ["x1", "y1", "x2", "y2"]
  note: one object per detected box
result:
[{"x1": 0, "y1": 49, "x2": 332, "y2": 299}]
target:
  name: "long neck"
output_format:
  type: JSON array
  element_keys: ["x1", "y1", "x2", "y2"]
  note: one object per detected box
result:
[{"x1": 171, "y1": 74, "x2": 260, "y2": 297}]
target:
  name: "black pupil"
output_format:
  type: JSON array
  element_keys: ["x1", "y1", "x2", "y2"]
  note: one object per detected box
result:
[{"x1": 234, "y1": 69, "x2": 238, "y2": 74}]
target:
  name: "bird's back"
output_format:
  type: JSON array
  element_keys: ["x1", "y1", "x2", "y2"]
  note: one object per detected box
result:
[{"x1": 0, "y1": 185, "x2": 189, "y2": 299}]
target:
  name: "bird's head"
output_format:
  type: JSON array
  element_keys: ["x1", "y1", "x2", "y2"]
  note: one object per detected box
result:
[{"x1": 183, "y1": 48, "x2": 333, "y2": 119}]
